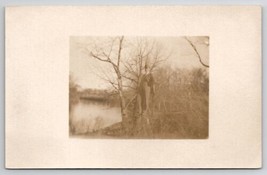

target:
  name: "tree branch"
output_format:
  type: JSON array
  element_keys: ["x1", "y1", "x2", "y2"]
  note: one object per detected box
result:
[
  {"x1": 125, "y1": 94, "x2": 137, "y2": 110},
  {"x1": 117, "y1": 36, "x2": 124, "y2": 69},
  {"x1": 185, "y1": 37, "x2": 209, "y2": 68}
]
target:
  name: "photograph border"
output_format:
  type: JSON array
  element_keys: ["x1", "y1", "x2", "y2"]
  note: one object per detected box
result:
[{"x1": 2, "y1": 0, "x2": 265, "y2": 174}]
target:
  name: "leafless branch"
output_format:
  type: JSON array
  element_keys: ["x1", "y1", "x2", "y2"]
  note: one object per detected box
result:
[
  {"x1": 185, "y1": 37, "x2": 209, "y2": 68},
  {"x1": 125, "y1": 94, "x2": 137, "y2": 110},
  {"x1": 117, "y1": 36, "x2": 124, "y2": 68}
]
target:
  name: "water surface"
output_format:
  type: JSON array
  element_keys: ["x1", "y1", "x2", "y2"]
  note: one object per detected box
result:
[{"x1": 70, "y1": 100, "x2": 121, "y2": 134}]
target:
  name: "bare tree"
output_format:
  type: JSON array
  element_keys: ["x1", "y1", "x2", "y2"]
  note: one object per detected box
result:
[
  {"x1": 83, "y1": 36, "x2": 170, "y2": 135},
  {"x1": 121, "y1": 38, "x2": 170, "y2": 136},
  {"x1": 83, "y1": 36, "x2": 131, "y2": 133},
  {"x1": 122, "y1": 38, "x2": 169, "y2": 94}
]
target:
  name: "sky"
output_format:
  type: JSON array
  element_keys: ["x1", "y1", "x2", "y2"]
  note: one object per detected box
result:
[{"x1": 70, "y1": 36, "x2": 209, "y2": 89}]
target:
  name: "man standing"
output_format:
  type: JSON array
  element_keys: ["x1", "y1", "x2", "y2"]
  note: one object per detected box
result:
[
  {"x1": 138, "y1": 64, "x2": 155, "y2": 116},
  {"x1": 136, "y1": 63, "x2": 155, "y2": 137}
]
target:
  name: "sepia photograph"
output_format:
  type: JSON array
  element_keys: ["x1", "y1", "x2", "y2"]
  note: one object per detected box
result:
[
  {"x1": 69, "y1": 36, "x2": 209, "y2": 139},
  {"x1": 5, "y1": 5, "x2": 261, "y2": 168}
]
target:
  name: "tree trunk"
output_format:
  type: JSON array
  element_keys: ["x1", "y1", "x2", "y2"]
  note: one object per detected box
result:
[{"x1": 117, "y1": 76, "x2": 128, "y2": 134}]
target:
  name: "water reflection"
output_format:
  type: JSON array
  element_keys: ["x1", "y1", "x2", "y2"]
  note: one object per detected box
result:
[{"x1": 70, "y1": 99, "x2": 121, "y2": 134}]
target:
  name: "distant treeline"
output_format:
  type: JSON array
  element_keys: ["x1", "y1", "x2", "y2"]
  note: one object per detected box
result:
[{"x1": 69, "y1": 78, "x2": 120, "y2": 108}]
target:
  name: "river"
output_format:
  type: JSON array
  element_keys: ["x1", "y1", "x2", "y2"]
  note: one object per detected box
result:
[{"x1": 70, "y1": 99, "x2": 121, "y2": 134}]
